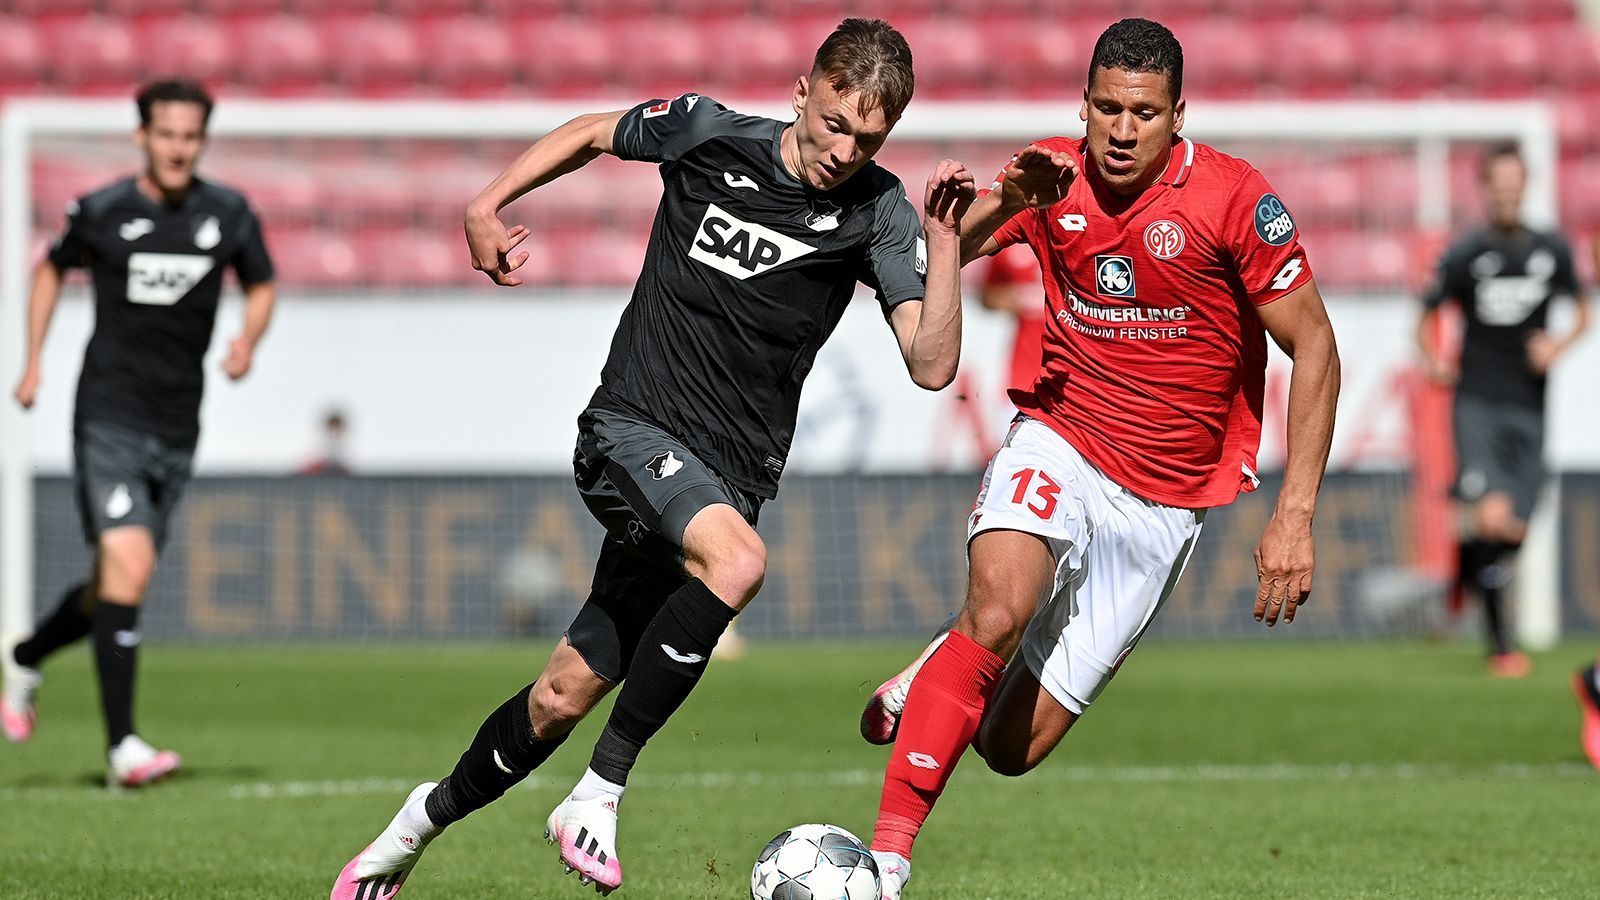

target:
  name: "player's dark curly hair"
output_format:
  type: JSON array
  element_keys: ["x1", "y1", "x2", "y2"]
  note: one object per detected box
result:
[
  {"x1": 136, "y1": 79, "x2": 215, "y2": 129},
  {"x1": 1089, "y1": 18, "x2": 1184, "y2": 100},
  {"x1": 811, "y1": 18, "x2": 915, "y2": 121}
]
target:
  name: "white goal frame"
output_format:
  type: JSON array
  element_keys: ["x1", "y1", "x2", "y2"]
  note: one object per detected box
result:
[{"x1": 0, "y1": 98, "x2": 1560, "y2": 648}]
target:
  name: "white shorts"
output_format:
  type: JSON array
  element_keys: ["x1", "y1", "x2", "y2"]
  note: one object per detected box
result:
[{"x1": 968, "y1": 416, "x2": 1206, "y2": 715}]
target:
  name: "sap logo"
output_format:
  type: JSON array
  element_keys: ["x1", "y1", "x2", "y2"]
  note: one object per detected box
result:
[
  {"x1": 689, "y1": 203, "x2": 816, "y2": 280},
  {"x1": 1058, "y1": 213, "x2": 1087, "y2": 232},
  {"x1": 1254, "y1": 193, "x2": 1296, "y2": 246},
  {"x1": 1095, "y1": 255, "x2": 1136, "y2": 297},
  {"x1": 119, "y1": 218, "x2": 155, "y2": 242},
  {"x1": 915, "y1": 237, "x2": 927, "y2": 276},
  {"x1": 126, "y1": 252, "x2": 215, "y2": 305}
]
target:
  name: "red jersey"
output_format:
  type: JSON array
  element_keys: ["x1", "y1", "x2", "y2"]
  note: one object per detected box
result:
[
  {"x1": 992, "y1": 136, "x2": 1313, "y2": 508},
  {"x1": 982, "y1": 244, "x2": 1048, "y2": 393}
]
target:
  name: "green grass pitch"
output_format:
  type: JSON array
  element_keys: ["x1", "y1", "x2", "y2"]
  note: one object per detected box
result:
[{"x1": 1, "y1": 639, "x2": 1594, "y2": 898}]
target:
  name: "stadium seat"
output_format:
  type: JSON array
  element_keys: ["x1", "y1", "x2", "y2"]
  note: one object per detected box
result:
[
  {"x1": 1362, "y1": 22, "x2": 1450, "y2": 96},
  {"x1": 1561, "y1": 157, "x2": 1600, "y2": 227},
  {"x1": 42, "y1": 15, "x2": 138, "y2": 92},
  {"x1": 1270, "y1": 20, "x2": 1358, "y2": 97},
  {"x1": 1454, "y1": 22, "x2": 1541, "y2": 96},
  {"x1": 0, "y1": 18, "x2": 44, "y2": 94},
  {"x1": 267, "y1": 225, "x2": 360, "y2": 287},
  {"x1": 611, "y1": 17, "x2": 707, "y2": 98},
  {"x1": 980, "y1": 17, "x2": 1089, "y2": 98},
  {"x1": 134, "y1": 17, "x2": 232, "y2": 86},
  {"x1": 103, "y1": 0, "x2": 192, "y2": 18},
  {"x1": 896, "y1": 18, "x2": 990, "y2": 95},
  {"x1": 228, "y1": 16, "x2": 327, "y2": 94},
  {"x1": 701, "y1": 17, "x2": 800, "y2": 91},
  {"x1": 514, "y1": 17, "x2": 614, "y2": 97},
  {"x1": 326, "y1": 16, "x2": 422, "y2": 96},
  {"x1": 419, "y1": 17, "x2": 516, "y2": 95}
]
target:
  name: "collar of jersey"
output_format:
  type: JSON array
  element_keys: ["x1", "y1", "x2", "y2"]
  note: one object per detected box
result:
[{"x1": 1157, "y1": 137, "x2": 1195, "y2": 186}]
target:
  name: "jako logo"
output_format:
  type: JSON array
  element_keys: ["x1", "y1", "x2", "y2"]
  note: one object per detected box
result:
[
  {"x1": 906, "y1": 752, "x2": 940, "y2": 770},
  {"x1": 689, "y1": 203, "x2": 816, "y2": 280},
  {"x1": 1095, "y1": 255, "x2": 1136, "y2": 297},
  {"x1": 1254, "y1": 193, "x2": 1296, "y2": 246},
  {"x1": 127, "y1": 253, "x2": 215, "y2": 306}
]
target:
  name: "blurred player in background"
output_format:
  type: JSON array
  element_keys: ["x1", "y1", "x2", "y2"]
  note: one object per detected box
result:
[
  {"x1": 979, "y1": 243, "x2": 1046, "y2": 415},
  {"x1": 331, "y1": 18, "x2": 975, "y2": 899},
  {"x1": 1418, "y1": 144, "x2": 1589, "y2": 677},
  {"x1": 1573, "y1": 236, "x2": 1600, "y2": 771},
  {"x1": 854, "y1": 20, "x2": 1341, "y2": 897},
  {"x1": 2, "y1": 79, "x2": 276, "y2": 787}
]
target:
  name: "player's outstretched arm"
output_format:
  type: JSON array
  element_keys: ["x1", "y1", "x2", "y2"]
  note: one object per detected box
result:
[
  {"x1": 12, "y1": 259, "x2": 66, "y2": 409},
  {"x1": 222, "y1": 281, "x2": 276, "y2": 381},
  {"x1": 464, "y1": 109, "x2": 628, "y2": 286},
  {"x1": 1253, "y1": 279, "x2": 1341, "y2": 627},
  {"x1": 890, "y1": 160, "x2": 976, "y2": 390},
  {"x1": 958, "y1": 145, "x2": 1076, "y2": 265}
]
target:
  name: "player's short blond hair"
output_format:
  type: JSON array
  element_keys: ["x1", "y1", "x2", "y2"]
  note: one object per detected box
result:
[{"x1": 810, "y1": 18, "x2": 915, "y2": 121}]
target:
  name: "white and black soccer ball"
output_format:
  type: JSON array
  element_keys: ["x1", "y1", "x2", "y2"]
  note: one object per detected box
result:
[{"x1": 750, "y1": 823, "x2": 880, "y2": 900}]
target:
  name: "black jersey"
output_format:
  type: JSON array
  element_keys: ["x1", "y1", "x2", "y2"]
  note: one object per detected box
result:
[
  {"x1": 1423, "y1": 224, "x2": 1580, "y2": 408},
  {"x1": 48, "y1": 176, "x2": 274, "y2": 443},
  {"x1": 586, "y1": 94, "x2": 926, "y2": 499}
]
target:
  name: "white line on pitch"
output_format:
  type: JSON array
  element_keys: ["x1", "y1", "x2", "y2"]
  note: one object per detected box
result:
[{"x1": 1, "y1": 761, "x2": 1592, "y2": 803}]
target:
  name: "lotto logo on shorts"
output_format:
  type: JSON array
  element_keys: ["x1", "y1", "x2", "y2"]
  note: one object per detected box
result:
[{"x1": 1095, "y1": 255, "x2": 1136, "y2": 298}]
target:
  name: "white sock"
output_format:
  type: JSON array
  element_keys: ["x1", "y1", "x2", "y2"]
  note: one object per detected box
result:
[
  {"x1": 399, "y1": 791, "x2": 440, "y2": 842},
  {"x1": 569, "y1": 767, "x2": 625, "y2": 803}
]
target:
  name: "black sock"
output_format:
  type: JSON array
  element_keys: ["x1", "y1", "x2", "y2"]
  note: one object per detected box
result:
[
  {"x1": 588, "y1": 579, "x2": 736, "y2": 786},
  {"x1": 425, "y1": 683, "x2": 567, "y2": 828},
  {"x1": 92, "y1": 601, "x2": 140, "y2": 748},
  {"x1": 13, "y1": 581, "x2": 94, "y2": 669},
  {"x1": 1462, "y1": 540, "x2": 1517, "y2": 655}
]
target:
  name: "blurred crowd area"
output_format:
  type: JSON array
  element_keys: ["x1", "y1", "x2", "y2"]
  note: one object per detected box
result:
[{"x1": 4, "y1": 0, "x2": 1598, "y2": 291}]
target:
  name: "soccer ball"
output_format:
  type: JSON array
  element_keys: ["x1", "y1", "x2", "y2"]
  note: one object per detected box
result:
[{"x1": 750, "y1": 823, "x2": 881, "y2": 900}]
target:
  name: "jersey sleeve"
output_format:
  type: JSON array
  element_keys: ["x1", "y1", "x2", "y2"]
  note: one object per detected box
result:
[
  {"x1": 45, "y1": 198, "x2": 92, "y2": 270},
  {"x1": 612, "y1": 93, "x2": 740, "y2": 164},
  {"x1": 861, "y1": 189, "x2": 926, "y2": 312},
  {"x1": 231, "y1": 204, "x2": 275, "y2": 286},
  {"x1": 1221, "y1": 167, "x2": 1313, "y2": 305}
]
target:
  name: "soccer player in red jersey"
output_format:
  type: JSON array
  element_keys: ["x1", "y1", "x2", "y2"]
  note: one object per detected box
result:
[{"x1": 856, "y1": 19, "x2": 1341, "y2": 896}]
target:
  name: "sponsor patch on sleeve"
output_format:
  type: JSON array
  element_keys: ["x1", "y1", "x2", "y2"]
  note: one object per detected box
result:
[
  {"x1": 642, "y1": 100, "x2": 671, "y2": 119},
  {"x1": 1254, "y1": 193, "x2": 1296, "y2": 246}
]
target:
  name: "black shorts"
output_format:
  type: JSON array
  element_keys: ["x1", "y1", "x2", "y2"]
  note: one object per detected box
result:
[
  {"x1": 1452, "y1": 393, "x2": 1545, "y2": 521},
  {"x1": 73, "y1": 419, "x2": 196, "y2": 550},
  {"x1": 565, "y1": 408, "x2": 761, "y2": 682}
]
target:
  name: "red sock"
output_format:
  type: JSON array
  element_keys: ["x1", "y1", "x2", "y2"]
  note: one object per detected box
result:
[{"x1": 871, "y1": 630, "x2": 1005, "y2": 859}]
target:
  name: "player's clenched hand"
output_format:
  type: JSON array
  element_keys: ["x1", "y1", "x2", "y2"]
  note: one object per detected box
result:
[
  {"x1": 923, "y1": 160, "x2": 976, "y2": 236},
  {"x1": 1000, "y1": 145, "x2": 1076, "y2": 210},
  {"x1": 13, "y1": 365, "x2": 39, "y2": 409},
  {"x1": 1253, "y1": 512, "x2": 1314, "y2": 627},
  {"x1": 465, "y1": 210, "x2": 532, "y2": 287},
  {"x1": 1527, "y1": 331, "x2": 1563, "y2": 374},
  {"x1": 221, "y1": 337, "x2": 253, "y2": 381}
]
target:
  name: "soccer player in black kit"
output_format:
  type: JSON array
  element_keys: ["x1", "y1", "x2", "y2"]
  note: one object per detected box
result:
[
  {"x1": 1418, "y1": 144, "x2": 1589, "y2": 677},
  {"x1": 1, "y1": 80, "x2": 276, "y2": 785},
  {"x1": 332, "y1": 19, "x2": 975, "y2": 899}
]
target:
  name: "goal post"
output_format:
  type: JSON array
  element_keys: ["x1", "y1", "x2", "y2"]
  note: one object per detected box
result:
[{"x1": 0, "y1": 97, "x2": 1561, "y2": 647}]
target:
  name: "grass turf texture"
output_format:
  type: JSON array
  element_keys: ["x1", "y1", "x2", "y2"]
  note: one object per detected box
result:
[{"x1": 1, "y1": 640, "x2": 1593, "y2": 899}]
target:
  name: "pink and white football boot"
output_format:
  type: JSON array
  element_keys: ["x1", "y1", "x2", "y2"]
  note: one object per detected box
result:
[
  {"x1": 1, "y1": 648, "x2": 41, "y2": 744},
  {"x1": 330, "y1": 782, "x2": 438, "y2": 900},
  {"x1": 107, "y1": 735, "x2": 181, "y2": 788},
  {"x1": 546, "y1": 793, "x2": 623, "y2": 895},
  {"x1": 873, "y1": 850, "x2": 912, "y2": 900},
  {"x1": 860, "y1": 631, "x2": 950, "y2": 745}
]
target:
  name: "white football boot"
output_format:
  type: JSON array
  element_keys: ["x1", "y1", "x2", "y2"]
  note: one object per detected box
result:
[
  {"x1": 873, "y1": 850, "x2": 912, "y2": 900},
  {"x1": 330, "y1": 782, "x2": 439, "y2": 900},
  {"x1": 860, "y1": 630, "x2": 951, "y2": 745},
  {"x1": 107, "y1": 734, "x2": 181, "y2": 788},
  {"x1": 1, "y1": 644, "x2": 42, "y2": 744},
  {"x1": 546, "y1": 793, "x2": 623, "y2": 895}
]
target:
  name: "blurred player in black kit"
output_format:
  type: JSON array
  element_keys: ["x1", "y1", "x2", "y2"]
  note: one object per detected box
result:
[
  {"x1": 3, "y1": 79, "x2": 276, "y2": 786},
  {"x1": 1418, "y1": 144, "x2": 1588, "y2": 677}
]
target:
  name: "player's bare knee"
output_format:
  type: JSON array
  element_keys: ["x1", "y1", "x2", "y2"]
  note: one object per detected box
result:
[
  {"x1": 529, "y1": 673, "x2": 597, "y2": 736},
  {"x1": 702, "y1": 539, "x2": 767, "y2": 609},
  {"x1": 957, "y1": 599, "x2": 1031, "y2": 657},
  {"x1": 98, "y1": 545, "x2": 155, "y2": 601}
]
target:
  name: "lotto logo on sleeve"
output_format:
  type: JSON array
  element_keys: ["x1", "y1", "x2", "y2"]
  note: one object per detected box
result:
[
  {"x1": 1254, "y1": 194, "x2": 1296, "y2": 246},
  {"x1": 1095, "y1": 255, "x2": 1137, "y2": 298}
]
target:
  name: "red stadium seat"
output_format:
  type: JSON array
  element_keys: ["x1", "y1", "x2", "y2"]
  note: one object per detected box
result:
[
  {"x1": 191, "y1": 0, "x2": 293, "y2": 15},
  {"x1": 701, "y1": 18, "x2": 801, "y2": 92},
  {"x1": 326, "y1": 16, "x2": 422, "y2": 95},
  {"x1": 1269, "y1": 21, "x2": 1358, "y2": 97},
  {"x1": 1561, "y1": 157, "x2": 1600, "y2": 229},
  {"x1": 981, "y1": 17, "x2": 1090, "y2": 98},
  {"x1": 5, "y1": 0, "x2": 96, "y2": 15},
  {"x1": 896, "y1": 19, "x2": 989, "y2": 96},
  {"x1": 1454, "y1": 22, "x2": 1541, "y2": 96},
  {"x1": 1171, "y1": 21, "x2": 1266, "y2": 97},
  {"x1": 42, "y1": 16, "x2": 139, "y2": 92},
  {"x1": 514, "y1": 17, "x2": 614, "y2": 97},
  {"x1": 0, "y1": 19, "x2": 45, "y2": 93},
  {"x1": 420, "y1": 17, "x2": 516, "y2": 95},
  {"x1": 385, "y1": 0, "x2": 477, "y2": 18},
  {"x1": 611, "y1": 17, "x2": 707, "y2": 97},
  {"x1": 267, "y1": 225, "x2": 361, "y2": 288},
  {"x1": 1362, "y1": 22, "x2": 1450, "y2": 95},
  {"x1": 104, "y1": 0, "x2": 192, "y2": 18},
  {"x1": 134, "y1": 17, "x2": 232, "y2": 86},
  {"x1": 355, "y1": 225, "x2": 470, "y2": 287},
  {"x1": 228, "y1": 16, "x2": 327, "y2": 94}
]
